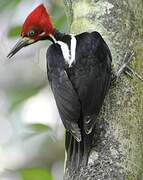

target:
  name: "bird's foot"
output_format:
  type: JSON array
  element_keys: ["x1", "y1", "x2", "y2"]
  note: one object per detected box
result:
[
  {"x1": 112, "y1": 51, "x2": 143, "y2": 84},
  {"x1": 124, "y1": 66, "x2": 143, "y2": 81}
]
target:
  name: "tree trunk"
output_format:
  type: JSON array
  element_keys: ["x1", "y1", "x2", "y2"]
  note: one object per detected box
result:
[{"x1": 64, "y1": 0, "x2": 143, "y2": 179}]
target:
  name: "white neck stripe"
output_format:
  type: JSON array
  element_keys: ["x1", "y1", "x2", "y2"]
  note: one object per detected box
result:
[
  {"x1": 57, "y1": 34, "x2": 77, "y2": 67},
  {"x1": 69, "y1": 34, "x2": 76, "y2": 67},
  {"x1": 57, "y1": 41, "x2": 70, "y2": 63}
]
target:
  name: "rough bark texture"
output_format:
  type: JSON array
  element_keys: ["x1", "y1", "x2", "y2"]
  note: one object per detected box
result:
[{"x1": 64, "y1": 0, "x2": 143, "y2": 179}]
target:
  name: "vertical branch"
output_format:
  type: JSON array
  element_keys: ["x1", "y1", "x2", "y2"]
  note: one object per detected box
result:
[{"x1": 64, "y1": 0, "x2": 143, "y2": 179}]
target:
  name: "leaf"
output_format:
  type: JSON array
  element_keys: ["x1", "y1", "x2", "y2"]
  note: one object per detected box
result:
[
  {"x1": 0, "y1": 0, "x2": 21, "y2": 11},
  {"x1": 53, "y1": 15, "x2": 67, "y2": 30},
  {"x1": 7, "y1": 25, "x2": 21, "y2": 37},
  {"x1": 20, "y1": 168, "x2": 53, "y2": 180},
  {"x1": 7, "y1": 85, "x2": 45, "y2": 111},
  {"x1": 30, "y1": 123, "x2": 50, "y2": 133},
  {"x1": 51, "y1": 4, "x2": 68, "y2": 31}
]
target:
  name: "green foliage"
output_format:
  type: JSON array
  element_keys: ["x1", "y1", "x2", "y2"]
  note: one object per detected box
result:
[
  {"x1": 7, "y1": 25, "x2": 21, "y2": 37},
  {"x1": 54, "y1": 15, "x2": 67, "y2": 31},
  {"x1": 0, "y1": 0, "x2": 21, "y2": 11},
  {"x1": 1, "y1": 1, "x2": 66, "y2": 179},
  {"x1": 51, "y1": 4, "x2": 68, "y2": 32},
  {"x1": 7, "y1": 85, "x2": 45, "y2": 111},
  {"x1": 30, "y1": 123, "x2": 50, "y2": 133},
  {"x1": 20, "y1": 168, "x2": 53, "y2": 180}
]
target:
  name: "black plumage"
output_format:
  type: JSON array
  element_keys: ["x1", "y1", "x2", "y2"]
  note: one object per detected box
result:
[
  {"x1": 47, "y1": 31, "x2": 112, "y2": 171},
  {"x1": 6, "y1": 5, "x2": 112, "y2": 172}
]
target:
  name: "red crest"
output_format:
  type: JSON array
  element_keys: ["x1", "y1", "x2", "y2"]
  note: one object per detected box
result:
[{"x1": 21, "y1": 4, "x2": 54, "y2": 37}]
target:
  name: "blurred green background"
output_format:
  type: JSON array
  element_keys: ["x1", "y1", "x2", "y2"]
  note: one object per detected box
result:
[{"x1": 0, "y1": 0, "x2": 68, "y2": 179}]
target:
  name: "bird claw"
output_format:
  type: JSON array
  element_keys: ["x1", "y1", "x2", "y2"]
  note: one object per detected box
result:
[
  {"x1": 125, "y1": 66, "x2": 143, "y2": 82},
  {"x1": 112, "y1": 51, "x2": 143, "y2": 83},
  {"x1": 116, "y1": 51, "x2": 134, "y2": 78}
]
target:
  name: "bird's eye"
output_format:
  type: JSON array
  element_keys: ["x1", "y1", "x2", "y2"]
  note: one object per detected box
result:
[{"x1": 28, "y1": 30, "x2": 35, "y2": 37}]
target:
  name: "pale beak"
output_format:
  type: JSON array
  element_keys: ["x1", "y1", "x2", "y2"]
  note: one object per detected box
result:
[{"x1": 7, "y1": 37, "x2": 35, "y2": 58}]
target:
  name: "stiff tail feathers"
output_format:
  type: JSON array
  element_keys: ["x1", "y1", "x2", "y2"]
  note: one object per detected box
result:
[{"x1": 65, "y1": 129, "x2": 94, "y2": 173}]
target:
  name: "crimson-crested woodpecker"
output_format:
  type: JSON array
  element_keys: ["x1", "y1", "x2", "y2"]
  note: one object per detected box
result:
[{"x1": 7, "y1": 4, "x2": 112, "y2": 170}]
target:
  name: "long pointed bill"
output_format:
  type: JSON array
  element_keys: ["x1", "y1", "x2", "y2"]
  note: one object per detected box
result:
[{"x1": 7, "y1": 37, "x2": 35, "y2": 58}]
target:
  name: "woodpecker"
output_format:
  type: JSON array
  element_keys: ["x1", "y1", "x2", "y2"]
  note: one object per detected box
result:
[{"x1": 7, "y1": 4, "x2": 112, "y2": 171}]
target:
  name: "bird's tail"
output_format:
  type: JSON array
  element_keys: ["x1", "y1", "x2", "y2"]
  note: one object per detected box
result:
[{"x1": 65, "y1": 127, "x2": 94, "y2": 173}]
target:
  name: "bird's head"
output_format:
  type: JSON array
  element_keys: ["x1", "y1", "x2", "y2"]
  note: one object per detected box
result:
[{"x1": 7, "y1": 4, "x2": 54, "y2": 58}]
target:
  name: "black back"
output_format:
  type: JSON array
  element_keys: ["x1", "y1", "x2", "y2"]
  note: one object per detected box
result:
[
  {"x1": 46, "y1": 31, "x2": 112, "y2": 170},
  {"x1": 47, "y1": 31, "x2": 111, "y2": 134}
]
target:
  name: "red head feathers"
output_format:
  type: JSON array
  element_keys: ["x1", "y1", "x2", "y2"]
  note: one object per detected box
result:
[
  {"x1": 7, "y1": 4, "x2": 54, "y2": 58},
  {"x1": 21, "y1": 4, "x2": 54, "y2": 40}
]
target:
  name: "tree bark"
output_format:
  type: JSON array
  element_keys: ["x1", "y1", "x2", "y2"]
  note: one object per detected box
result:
[{"x1": 64, "y1": 0, "x2": 143, "y2": 179}]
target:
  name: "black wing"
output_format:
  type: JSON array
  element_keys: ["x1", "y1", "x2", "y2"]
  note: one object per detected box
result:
[
  {"x1": 46, "y1": 44, "x2": 81, "y2": 142},
  {"x1": 67, "y1": 31, "x2": 112, "y2": 134}
]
